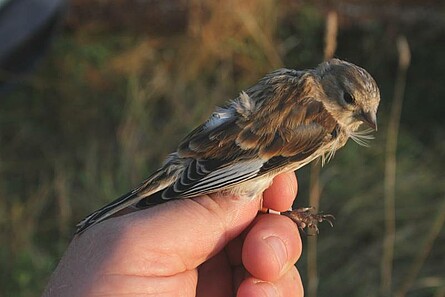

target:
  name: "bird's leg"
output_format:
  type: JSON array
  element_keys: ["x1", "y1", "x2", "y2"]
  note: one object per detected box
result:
[
  {"x1": 261, "y1": 207, "x2": 335, "y2": 235},
  {"x1": 281, "y1": 207, "x2": 335, "y2": 235}
]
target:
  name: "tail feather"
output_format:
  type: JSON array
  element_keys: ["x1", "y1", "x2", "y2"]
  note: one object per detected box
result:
[
  {"x1": 75, "y1": 169, "x2": 178, "y2": 234},
  {"x1": 75, "y1": 190, "x2": 140, "y2": 234}
]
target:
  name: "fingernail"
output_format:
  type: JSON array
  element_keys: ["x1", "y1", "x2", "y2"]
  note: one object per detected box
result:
[
  {"x1": 264, "y1": 236, "x2": 288, "y2": 274},
  {"x1": 253, "y1": 280, "x2": 279, "y2": 297}
]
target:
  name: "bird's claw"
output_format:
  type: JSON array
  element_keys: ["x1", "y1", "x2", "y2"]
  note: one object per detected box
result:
[{"x1": 281, "y1": 207, "x2": 335, "y2": 235}]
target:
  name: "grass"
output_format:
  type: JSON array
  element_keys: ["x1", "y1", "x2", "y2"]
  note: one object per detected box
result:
[{"x1": 1, "y1": 1, "x2": 444, "y2": 296}]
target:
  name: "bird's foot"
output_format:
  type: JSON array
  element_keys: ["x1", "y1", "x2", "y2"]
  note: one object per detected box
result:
[{"x1": 280, "y1": 207, "x2": 335, "y2": 235}]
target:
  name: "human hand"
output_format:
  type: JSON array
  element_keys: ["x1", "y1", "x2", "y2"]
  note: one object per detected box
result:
[{"x1": 42, "y1": 172, "x2": 303, "y2": 297}]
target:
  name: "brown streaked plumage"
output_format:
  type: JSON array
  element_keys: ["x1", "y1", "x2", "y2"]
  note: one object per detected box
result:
[{"x1": 76, "y1": 58, "x2": 380, "y2": 234}]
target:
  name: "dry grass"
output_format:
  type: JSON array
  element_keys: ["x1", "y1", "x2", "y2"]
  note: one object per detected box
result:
[{"x1": 1, "y1": 2, "x2": 444, "y2": 297}]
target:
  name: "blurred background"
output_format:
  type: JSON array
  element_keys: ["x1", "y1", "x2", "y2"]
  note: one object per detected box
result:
[{"x1": 1, "y1": 0, "x2": 444, "y2": 296}]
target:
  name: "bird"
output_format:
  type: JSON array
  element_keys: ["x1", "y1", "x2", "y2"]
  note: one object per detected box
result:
[{"x1": 76, "y1": 58, "x2": 380, "y2": 235}]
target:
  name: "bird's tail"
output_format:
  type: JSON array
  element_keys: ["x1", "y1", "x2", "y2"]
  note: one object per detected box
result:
[
  {"x1": 75, "y1": 190, "x2": 140, "y2": 234},
  {"x1": 75, "y1": 166, "x2": 178, "y2": 235}
]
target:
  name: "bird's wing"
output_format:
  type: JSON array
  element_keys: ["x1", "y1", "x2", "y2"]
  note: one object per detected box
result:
[{"x1": 143, "y1": 72, "x2": 338, "y2": 201}]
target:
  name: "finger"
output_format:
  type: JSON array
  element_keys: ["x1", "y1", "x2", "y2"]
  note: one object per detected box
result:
[
  {"x1": 237, "y1": 266, "x2": 303, "y2": 297},
  {"x1": 242, "y1": 214, "x2": 301, "y2": 281},
  {"x1": 263, "y1": 172, "x2": 298, "y2": 212},
  {"x1": 84, "y1": 191, "x2": 262, "y2": 276}
]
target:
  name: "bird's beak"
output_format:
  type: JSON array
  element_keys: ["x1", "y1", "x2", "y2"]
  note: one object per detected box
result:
[{"x1": 357, "y1": 110, "x2": 377, "y2": 131}]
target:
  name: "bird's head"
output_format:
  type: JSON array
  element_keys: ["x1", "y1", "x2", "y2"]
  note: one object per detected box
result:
[{"x1": 316, "y1": 59, "x2": 380, "y2": 132}]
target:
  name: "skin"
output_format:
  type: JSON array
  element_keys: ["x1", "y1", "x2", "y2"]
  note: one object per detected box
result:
[{"x1": 42, "y1": 172, "x2": 303, "y2": 297}]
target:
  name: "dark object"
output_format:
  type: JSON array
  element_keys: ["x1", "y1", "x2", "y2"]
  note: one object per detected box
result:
[
  {"x1": 0, "y1": 0, "x2": 66, "y2": 93},
  {"x1": 280, "y1": 207, "x2": 335, "y2": 235}
]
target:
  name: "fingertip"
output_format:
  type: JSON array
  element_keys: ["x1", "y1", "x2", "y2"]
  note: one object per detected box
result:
[
  {"x1": 263, "y1": 172, "x2": 298, "y2": 212},
  {"x1": 237, "y1": 278, "x2": 279, "y2": 297},
  {"x1": 237, "y1": 268, "x2": 303, "y2": 297},
  {"x1": 242, "y1": 215, "x2": 301, "y2": 282}
]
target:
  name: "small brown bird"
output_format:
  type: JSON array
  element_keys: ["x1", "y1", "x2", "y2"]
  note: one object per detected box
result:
[{"x1": 76, "y1": 58, "x2": 380, "y2": 234}]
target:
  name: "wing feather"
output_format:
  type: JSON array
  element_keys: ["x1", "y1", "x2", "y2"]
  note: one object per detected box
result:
[{"x1": 162, "y1": 158, "x2": 265, "y2": 199}]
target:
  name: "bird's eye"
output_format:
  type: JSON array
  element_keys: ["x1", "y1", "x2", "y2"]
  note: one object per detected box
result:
[{"x1": 343, "y1": 92, "x2": 356, "y2": 105}]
